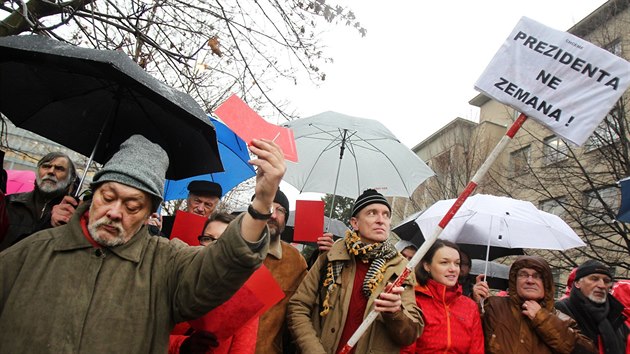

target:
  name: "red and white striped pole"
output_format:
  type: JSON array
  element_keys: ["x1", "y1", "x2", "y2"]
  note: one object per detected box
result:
[{"x1": 337, "y1": 113, "x2": 528, "y2": 354}]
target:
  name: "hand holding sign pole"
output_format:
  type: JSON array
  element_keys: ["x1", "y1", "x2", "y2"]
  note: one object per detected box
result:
[{"x1": 337, "y1": 17, "x2": 630, "y2": 354}]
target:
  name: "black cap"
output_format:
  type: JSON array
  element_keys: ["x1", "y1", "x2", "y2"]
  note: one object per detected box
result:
[
  {"x1": 575, "y1": 260, "x2": 613, "y2": 282},
  {"x1": 187, "y1": 181, "x2": 222, "y2": 198},
  {"x1": 351, "y1": 189, "x2": 390, "y2": 217},
  {"x1": 251, "y1": 188, "x2": 290, "y2": 219}
]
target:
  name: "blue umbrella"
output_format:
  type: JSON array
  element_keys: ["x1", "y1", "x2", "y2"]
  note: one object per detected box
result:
[
  {"x1": 163, "y1": 117, "x2": 255, "y2": 201},
  {"x1": 617, "y1": 177, "x2": 630, "y2": 223}
]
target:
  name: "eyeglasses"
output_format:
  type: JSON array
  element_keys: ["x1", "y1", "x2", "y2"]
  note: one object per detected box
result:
[
  {"x1": 516, "y1": 270, "x2": 542, "y2": 281},
  {"x1": 275, "y1": 206, "x2": 288, "y2": 216},
  {"x1": 585, "y1": 274, "x2": 613, "y2": 286},
  {"x1": 198, "y1": 235, "x2": 218, "y2": 245}
]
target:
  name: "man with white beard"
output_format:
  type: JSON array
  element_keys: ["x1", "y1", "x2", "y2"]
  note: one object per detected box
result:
[
  {"x1": 555, "y1": 260, "x2": 629, "y2": 353},
  {"x1": 0, "y1": 151, "x2": 76, "y2": 250}
]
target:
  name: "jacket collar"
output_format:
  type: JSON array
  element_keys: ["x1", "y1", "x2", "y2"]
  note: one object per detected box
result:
[
  {"x1": 52, "y1": 201, "x2": 147, "y2": 263},
  {"x1": 268, "y1": 235, "x2": 282, "y2": 259},
  {"x1": 416, "y1": 278, "x2": 462, "y2": 304}
]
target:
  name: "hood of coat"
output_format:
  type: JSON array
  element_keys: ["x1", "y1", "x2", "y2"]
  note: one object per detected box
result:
[{"x1": 508, "y1": 255, "x2": 555, "y2": 311}]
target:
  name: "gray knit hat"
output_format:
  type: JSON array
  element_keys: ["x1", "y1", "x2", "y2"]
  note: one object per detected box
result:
[{"x1": 91, "y1": 135, "x2": 169, "y2": 211}]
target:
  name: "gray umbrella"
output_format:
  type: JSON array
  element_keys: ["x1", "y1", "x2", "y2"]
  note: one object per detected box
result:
[
  {"x1": 0, "y1": 35, "x2": 222, "y2": 186},
  {"x1": 470, "y1": 259, "x2": 510, "y2": 290},
  {"x1": 282, "y1": 211, "x2": 349, "y2": 244}
]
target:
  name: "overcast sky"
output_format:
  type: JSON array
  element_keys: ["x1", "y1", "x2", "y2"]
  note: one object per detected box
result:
[
  {"x1": 273, "y1": 0, "x2": 610, "y2": 205},
  {"x1": 270, "y1": 0, "x2": 609, "y2": 149}
]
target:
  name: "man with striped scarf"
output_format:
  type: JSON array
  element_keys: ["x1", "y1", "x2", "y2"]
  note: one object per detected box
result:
[{"x1": 288, "y1": 189, "x2": 423, "y2": 353}]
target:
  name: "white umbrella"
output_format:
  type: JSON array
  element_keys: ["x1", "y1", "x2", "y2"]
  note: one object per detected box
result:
[
  {"x1": 414, "y1": 194, "x2": 586, "y2": 252},
  {"x1": 282, "y1": 111, "x2": 434, "y2": 199}
]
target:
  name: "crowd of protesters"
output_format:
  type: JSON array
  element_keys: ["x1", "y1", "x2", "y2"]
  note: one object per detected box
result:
[{"x1": 0, "y1": 136, "x2": 629, "y2": 354}]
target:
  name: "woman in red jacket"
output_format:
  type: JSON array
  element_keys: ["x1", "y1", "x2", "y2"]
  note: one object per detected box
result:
[{"x1": 402, "y1": 240, "x2": 484, "y2": 354}]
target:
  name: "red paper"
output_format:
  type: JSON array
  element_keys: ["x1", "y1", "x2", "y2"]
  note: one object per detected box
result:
[
  {"x1": 293, "y1": 200, "x2": 325, "y2": 242},
  {"x1": 189, "y1": 265, "x2": 285, "y2": 338},
  {"x1": 214, "y1": 94, "x2": 298, "y2": 162},
  {"x1": 169, "y1": 210, "x2": 208, "y2": 246}
]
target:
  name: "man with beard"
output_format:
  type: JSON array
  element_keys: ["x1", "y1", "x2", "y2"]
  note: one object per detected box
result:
[
  {"x1": 253, "y1": 189, "x2": 308, "y2": 354},
  {"x1": 147, "y1": 180, "x2": 223, "y2": 238},
  {"x1": 555, "y1": 260, "x2": 629, "y2": 354},
  {"x1": 0, "y1": 151, "x2": 77, "y2": 251},
  {"x1": 0, "y1": 134, "x2": 285, "y2": 353}
]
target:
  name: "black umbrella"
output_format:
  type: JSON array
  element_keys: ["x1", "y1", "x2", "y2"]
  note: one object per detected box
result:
[
  {"x1": 0, "y1": 35, "x2": 223, "y2": 188},
  {"x1": 392, "y1": 211, "x2": 524, "y2": 260}
]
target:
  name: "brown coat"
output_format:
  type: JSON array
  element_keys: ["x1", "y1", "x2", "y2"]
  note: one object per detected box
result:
[
  {"x1": 0, "y1": 202, "x2": 268, "y2": 354},
  {"x1": 255, "y1": 239, "x2": 307, "y2": 354},
  {"x1": 482, "y1": 256, "x2": 596, "y2": 354},
  {"x1": 287, "y1": 240, "x2": 423, "y2": 354}
]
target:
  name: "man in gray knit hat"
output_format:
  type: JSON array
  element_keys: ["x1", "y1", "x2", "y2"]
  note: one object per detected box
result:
[{"x1": 0, "y1": 134, "x2": 286, "y2": 354}]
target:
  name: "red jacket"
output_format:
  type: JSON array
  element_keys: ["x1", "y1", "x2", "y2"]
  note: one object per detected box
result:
[{"x1": 402, "y1": 279, "x2": 483, "y2": 354}]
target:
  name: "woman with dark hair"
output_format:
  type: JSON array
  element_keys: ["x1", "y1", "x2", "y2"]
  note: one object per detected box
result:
[{"x1": 402, "y1": 240, "x2": 484, "y2": 353}]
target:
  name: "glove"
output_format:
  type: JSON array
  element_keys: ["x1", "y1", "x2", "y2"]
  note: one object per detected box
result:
[{"x1": 179, "y1": 331, "x2": 219, "y2": 354}]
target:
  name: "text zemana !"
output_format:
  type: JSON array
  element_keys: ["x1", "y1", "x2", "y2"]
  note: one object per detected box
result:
[{"x1": 513, "y1": 31, "x2": 621, "y2": 91}]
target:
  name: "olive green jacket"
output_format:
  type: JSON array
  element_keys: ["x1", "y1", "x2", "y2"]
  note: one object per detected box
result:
[
  {"x1": 0, "y1": 202, "x2": 268, "y2": 353},
  {"x1": 287, "y1": 240, "x2": 423, "y2": 353}
]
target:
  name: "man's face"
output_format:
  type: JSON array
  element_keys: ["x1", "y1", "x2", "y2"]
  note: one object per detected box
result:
[
  {"x1": 88, "y1": 182, "x2": 151, "y2": 247},
  {"x1": 575, "y1": 273, "x2": 612, "y2": 304},
  {"x1": 198, "y1": 220, "x2": 228, "y2": 246},
  {"x1": 186, "y1": 193, "x2": 219, "y2": 217},
  {"x1": 267, "y1": 202, "x2": 288, "y2": 240},
  {"x1": 350, "y1": 204, "x2": 391, "y2": 244},
  {"x1": 515, "y1": 267, "x2": 545, "y2": 301},
  {"x1": 401, "y1": 247, "x2": 416, "y2": 261},
  {"x1": 36, "y1": 157, "x2": 72, "y2": 194},
  {"x1": 459, "y1": 252, "x2": 471, "y2": 277}
]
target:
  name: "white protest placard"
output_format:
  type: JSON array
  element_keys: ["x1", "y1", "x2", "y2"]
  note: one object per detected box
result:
[{"x1": 475, "y1": 16, "x2": 630, "y2": 146}]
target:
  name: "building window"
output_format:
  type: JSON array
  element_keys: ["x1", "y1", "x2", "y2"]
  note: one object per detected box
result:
[
  {"x1": 510, "y1": 145, "x2": 531, "y2": 176},
  {"x1": 539, "y1": 197, "x2": 568, "y2": 219},
  {"x1": 543, "y1": 136, "x2": 568, "y2": 165},
  {"x1": 431, "y1": 150, "x2": 451, "y2": 175},
  {"x1": 582, "y1": 186, "x2": 619, "y2": 224},
  {"x1": 584, "y1": 115, "x2": 620, "y2": 151},
  {"x1": 605, "y1": 38, "x2": 622, "y2": 56}
]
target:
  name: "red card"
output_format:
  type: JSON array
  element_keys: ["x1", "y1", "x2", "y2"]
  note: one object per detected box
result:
[
  {"x1": 189, "y1": 265, "x2": 285, "y2": 338},
  {"x1": 169, "y1": 210, "x2": 208, "y2": 246},
  {"x1": 293, "y1": 200, "x2": 325, "y2": 242},
  {"x1": 214, "y1": 94, "x2": 298, "y2": 162}
]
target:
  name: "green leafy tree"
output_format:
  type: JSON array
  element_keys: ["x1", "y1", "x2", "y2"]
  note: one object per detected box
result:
[{"x1": 322, "y1": 193, "x2": 353, "y2": 223}]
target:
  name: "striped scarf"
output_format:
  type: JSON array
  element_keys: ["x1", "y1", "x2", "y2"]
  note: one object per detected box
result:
[{"x1": 320, "y1": 230, "x2": 397, "y2": 317}]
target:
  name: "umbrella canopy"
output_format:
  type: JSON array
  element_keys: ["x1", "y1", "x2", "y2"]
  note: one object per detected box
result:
[
  {"x1": 5, "y1": 169, "x2": 36, "y2": 195},
  {"x1": 392, "y1": 210, "x2": 524, "y2": 260},
  {"x1": 414, "y1": 194, "x2": 586, "y2": 251},
  {"x1": 617, "y1": 177, "x2": 630, "y2": 223},
  {"x1": 0, "y1": 35, "x2": 222, "y2": 181},
  {"x1": 281, "y1": 211, "x2": 349, "y2": 244},
  {"x1": 282, "y1": 111, "x2": 434, "y2": 198},
  {"x1": 162, "y1": 117, "x2": 255, "y2": 201},
  {"x1": 470, "y1": 259, "x2": 509, "y2": 290}
]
